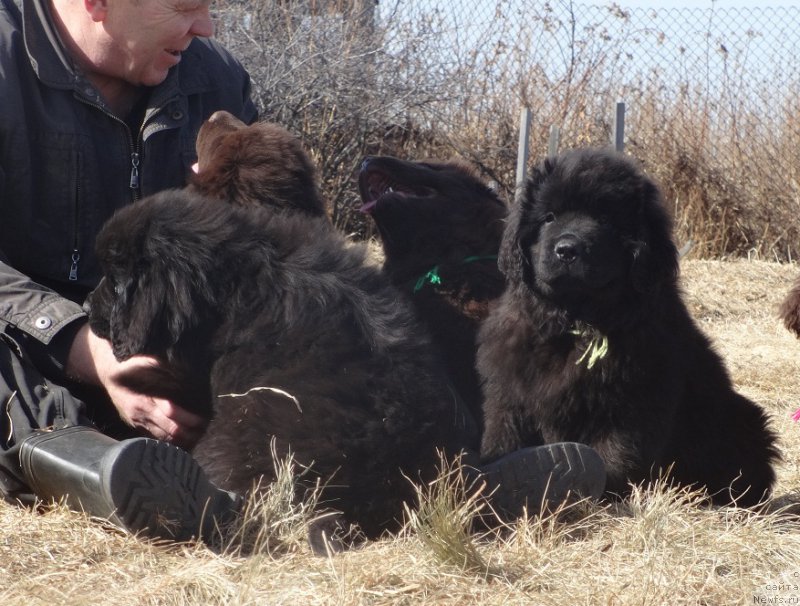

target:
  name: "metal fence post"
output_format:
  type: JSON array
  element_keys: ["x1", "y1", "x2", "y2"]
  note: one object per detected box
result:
[
  {"x1": 613, "y1": 101, "x2": 626, "y2": 152},
  {"x1": 548, "y1": 124, "x2": 561, "y2": 156},
  {"x1": 516, "y1": 107, "x2": 532, "y2": 198}
]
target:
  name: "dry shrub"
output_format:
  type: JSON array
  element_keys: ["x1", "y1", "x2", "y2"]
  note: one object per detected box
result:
[
  {"x1": 212, "y1": 0, "x2": 451, "y2": 236},
  {"x1": 219, "y1": 440, "x2": 324, "y2": 558},
  {"x1": 402, "y1": 453, "x2": 496, "y2": 577},
  {"x1": 213, "y1": 1, "x2": 800, "y2": 258},
  {"x1": 630, "y1": 79, "x2": 800, "y2": 261}
]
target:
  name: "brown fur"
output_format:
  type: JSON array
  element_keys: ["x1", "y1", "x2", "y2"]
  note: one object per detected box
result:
[
  {"x1": 87, "y1": 191, "x2": 478, "y2": 538},
  {"x1": 780, "y1": 274, "x2": 800, "y2": 337},
  {"x1": 191, "y1": 110, "x2": 328, "y2": 217}
]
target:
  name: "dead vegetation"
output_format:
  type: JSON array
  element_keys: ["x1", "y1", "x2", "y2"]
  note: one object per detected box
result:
[
  {"x1": 2, "y1": 259, "x2": 799, "y2": 605},
  {"x1": 5, "y1": 4, "x2": 799, "y2": 604},
  {"x1": 212, "y1": 1, "x2": 800, "y2": 260}
]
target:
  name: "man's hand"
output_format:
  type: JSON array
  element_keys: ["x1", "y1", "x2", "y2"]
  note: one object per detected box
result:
[{"x1": 65, "y1": 323, "x2": 207, "y2": 449}]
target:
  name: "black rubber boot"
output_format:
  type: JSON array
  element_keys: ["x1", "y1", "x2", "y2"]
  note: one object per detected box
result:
[
  {"x1": 18, "y1": 425, "x2": 240, "y2": 542},
  {"x1": 470, "y1": 442, "x2": 607, "y2": 519}
]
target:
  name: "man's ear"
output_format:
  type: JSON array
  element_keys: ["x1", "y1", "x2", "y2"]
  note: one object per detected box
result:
[{"x1": 84, "y1": 0, "x2": 109, "y2": 23}]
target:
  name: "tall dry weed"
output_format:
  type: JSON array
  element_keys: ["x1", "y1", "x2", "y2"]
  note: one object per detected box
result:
[{"x1": 213, "y1": 1, "x2": 800, "y2": 260}]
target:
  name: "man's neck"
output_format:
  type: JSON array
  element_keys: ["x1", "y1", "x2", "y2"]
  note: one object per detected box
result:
[
  {"x1": 85, "y1": 72, "x2": 144, "y2": 118},
  {"x1": 48, "y1": 0, "x2": 143, "y2": 117}
]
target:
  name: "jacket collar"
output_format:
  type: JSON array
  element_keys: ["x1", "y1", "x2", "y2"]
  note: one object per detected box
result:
[{"x1": 22, "y1": 0, "x2": 75, "y2": 89}]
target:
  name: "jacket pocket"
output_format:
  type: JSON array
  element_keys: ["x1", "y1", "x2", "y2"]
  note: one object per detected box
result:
[{"x1": 5, "y1": 134, "x2": 81, "y2": 286}]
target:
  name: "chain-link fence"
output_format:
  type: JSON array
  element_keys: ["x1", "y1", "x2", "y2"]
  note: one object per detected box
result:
[{"x1": 215, "y1": 1, "x2": 800, "y2": 260}]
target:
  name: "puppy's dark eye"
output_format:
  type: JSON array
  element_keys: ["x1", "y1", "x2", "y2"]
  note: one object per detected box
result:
[
  {"x1": 110, "y1": 277, "x2": 127, "y2": 297},
  {"x1": 542, "y1": 212, "x2": 555, "y2": 224}
]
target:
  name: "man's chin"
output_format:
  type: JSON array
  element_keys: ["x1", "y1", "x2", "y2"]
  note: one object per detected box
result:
[
  {"x1": 137, "y1": 65, "x2": 173, "y2": 88},
  {"x1": 141, "y1": 75, "x2": 169, "y2": 88}
]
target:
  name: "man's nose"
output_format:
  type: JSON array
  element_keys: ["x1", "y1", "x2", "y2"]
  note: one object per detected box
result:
[{"x1": 190, "y1": 8, "x2": 215, "y2": 38}]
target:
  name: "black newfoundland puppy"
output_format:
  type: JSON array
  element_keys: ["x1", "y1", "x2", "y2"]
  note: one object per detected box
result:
[
  {"x1": 478, "y1": 148, "x2": 779, "y2": 506},
  {"x1": 86, "y1": 190, "x2": 477, "y2": 539},
  {"x1": 358, "y1": 157, "x2": 507, "y2": 435}
]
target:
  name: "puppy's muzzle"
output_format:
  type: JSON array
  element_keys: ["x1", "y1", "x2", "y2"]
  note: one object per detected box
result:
[{"x1": 554, "y1": 234, "x2": 583, "y2": 265}]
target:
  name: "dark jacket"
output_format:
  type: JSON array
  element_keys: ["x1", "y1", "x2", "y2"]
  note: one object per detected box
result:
[{"x1": 0, "y1": 0, "x2": 257, "y2": 369}]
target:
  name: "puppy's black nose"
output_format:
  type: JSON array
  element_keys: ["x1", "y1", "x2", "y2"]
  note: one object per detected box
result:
[{"x1": 554, "y1": 236, "x2": 580, "y2": 264}]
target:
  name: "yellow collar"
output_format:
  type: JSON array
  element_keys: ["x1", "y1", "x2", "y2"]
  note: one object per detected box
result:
[{"x1": 568, "y1": 326, "x2": 610, "y2": 369}]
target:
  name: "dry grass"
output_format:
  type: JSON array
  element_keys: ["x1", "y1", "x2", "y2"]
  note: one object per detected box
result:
[{"x1": 2, "y1": 259, "x2": 799, "y2": 605}]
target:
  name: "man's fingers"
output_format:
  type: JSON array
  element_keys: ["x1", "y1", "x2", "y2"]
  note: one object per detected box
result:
[
  {"x1": 146, "y1": 399, "x2": 207, "y2": 448},
  {"x1": 155, "y1": 423, "x2": 203, "y2": 449},
  {"x1": 141, "y1": 413, "x2": 202, "y2": 449},
  {"x1": 115, "y1": 353, "x2": 159, "y2": 369},
  {"x1": 161, "y1": 399, "x2": 208, "y2": 430}
]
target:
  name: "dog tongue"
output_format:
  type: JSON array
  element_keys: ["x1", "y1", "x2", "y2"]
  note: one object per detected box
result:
[{"x1": 359, "y1": 199, "x2": 378, "y2": 214}]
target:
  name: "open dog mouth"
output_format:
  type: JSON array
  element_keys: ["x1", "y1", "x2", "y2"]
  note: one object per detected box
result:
[{"x1": 358, "y1": 168, "x2": 436, "y2": 213}]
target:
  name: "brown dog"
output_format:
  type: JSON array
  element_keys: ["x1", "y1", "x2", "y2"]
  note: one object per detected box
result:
[{"x1": 191, "y1": 110, "x2": 328, "y2": 217}]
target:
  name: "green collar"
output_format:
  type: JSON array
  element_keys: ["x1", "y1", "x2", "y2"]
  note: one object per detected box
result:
[{"x1": 413, "y1": 255, "x2": 498, "y2": 293}]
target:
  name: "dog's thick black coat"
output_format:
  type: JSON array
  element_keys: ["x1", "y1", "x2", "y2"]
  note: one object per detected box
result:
[
  {"x1": 86, "y1": 190, "x2": 477, "y2": 537},
  {"x1": 359, "y1": 157, "x2": 507, "y2": 439},
  {"x1": 477, "y1": 148, "x2": 779, "y2": 506}
]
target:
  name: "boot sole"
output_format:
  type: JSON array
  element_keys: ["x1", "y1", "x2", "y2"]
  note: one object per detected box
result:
[
  {"x1": 100, "y1": 438, "x2": 239, "y2": 541},
  {"x1": 479, "y1": 442, "x2": 606, "y2": 518}
]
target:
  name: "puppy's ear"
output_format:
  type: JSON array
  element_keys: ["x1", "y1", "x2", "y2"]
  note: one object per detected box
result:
[
  {"x1": 190, "y1": 131, "x2": 243, "y2": 202},
  {"x1": 107, "y1": 245, "x2": 216, "y2": 361},
  {"x1": 629, "y1": 178, "x2": 679, "y2": 292},
  {"x1": 108, "y1": 273, "x2": 164, "y2": 359},
  {"x1": 498, "y1": 158, "x2": 555, "y2": 282}
]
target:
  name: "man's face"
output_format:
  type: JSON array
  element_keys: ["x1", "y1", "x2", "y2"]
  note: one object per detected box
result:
[{"x1": 97, "y1": 0, "x2": 214, "y2": 86}]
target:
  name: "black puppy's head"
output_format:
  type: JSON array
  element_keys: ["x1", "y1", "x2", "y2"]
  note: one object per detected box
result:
[
  {"x1": 86, "y1": 189, "x2": 255, "y2": 364},
  {"x1": 500, "y1": 148, "x2": 678, "y2": 316},
  {"x1": 358, "y1": 156, "x2": 507, "y2": 276}
]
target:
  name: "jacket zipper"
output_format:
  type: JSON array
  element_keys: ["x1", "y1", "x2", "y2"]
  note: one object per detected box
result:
[
  {"x1": 68, "y1": 249, "x2": 80, "y2": 281},
  {"x1": 69, "y1": 150, "x2": 82, "y2": 281},
  {"x1": 129, "y1": 151, "x2": 140, "y2": 190}
]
